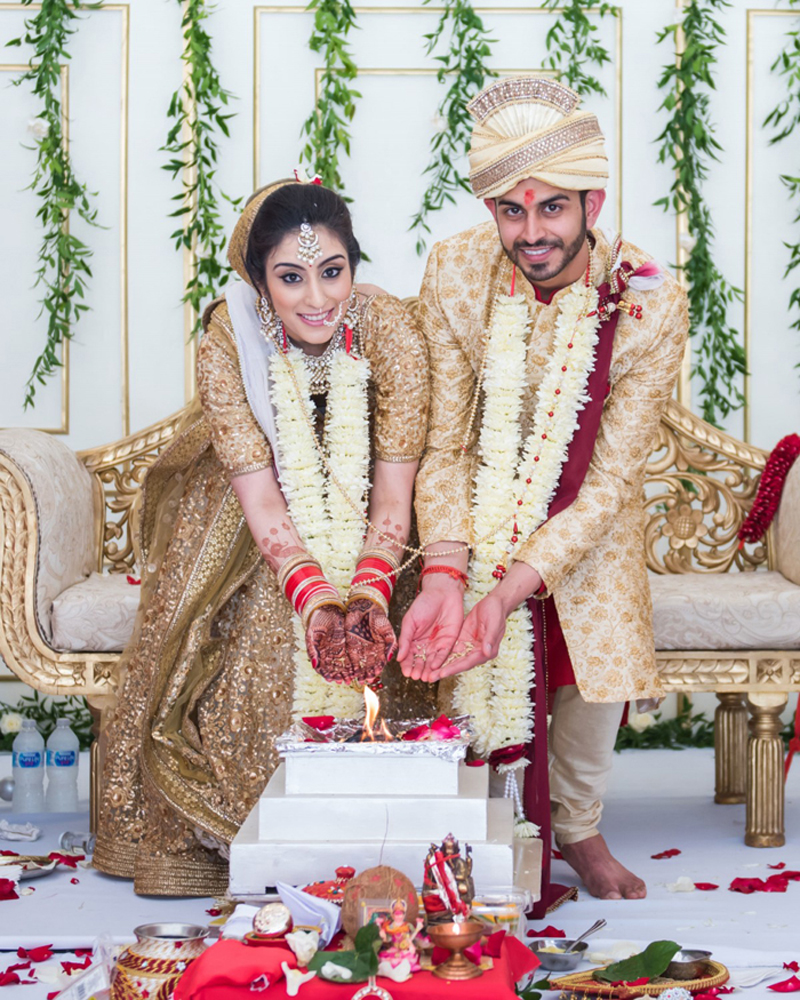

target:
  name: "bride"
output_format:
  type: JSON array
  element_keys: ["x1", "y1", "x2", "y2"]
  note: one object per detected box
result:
[{"x1": 93, "y1": 177, "x2": 432, "y2": 896}]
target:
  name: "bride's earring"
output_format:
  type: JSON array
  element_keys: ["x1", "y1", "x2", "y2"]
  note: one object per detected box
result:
[{"x1": 257, "y1": 295, "x2": 287, "y2": 351}]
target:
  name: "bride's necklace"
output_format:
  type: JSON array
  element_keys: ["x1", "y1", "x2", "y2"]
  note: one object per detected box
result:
[{"x1": 298, "y1": 327, "x2": 344, "y2": 395}]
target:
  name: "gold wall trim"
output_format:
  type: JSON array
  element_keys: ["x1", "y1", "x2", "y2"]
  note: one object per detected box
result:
[
  {"x1": 182, "y1": 0, "x2": 199, "y2": 403},
  {"x1": 745, "y1": 8, "x2": 798, "y2": 445},
  {"x1": 254, "y1": 5, "x2": 623, "y2": 232},
  {"x1": 0, "y1": 5, "x2": 130, "y2": 438},
  {"x1": 0, "y1": 62, "x2": 69, "y2": 434},
  {"x1": 673, "y1": 0, "x2": 692, "y2": 410}
]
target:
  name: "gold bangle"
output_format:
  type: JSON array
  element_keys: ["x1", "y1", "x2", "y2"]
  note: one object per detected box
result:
[
  {"x1": 277, "y1": 554, "x2": 321, "y2": 591},
  {"x1": 346, "y1": 584, "x2": 389, "y2": 617},
  {"x1": 301, "y1": 593, "x2": 345, "y2": 631},
  {"x1": 357, "y1": 547, "x2": 401, "y2": 570}
]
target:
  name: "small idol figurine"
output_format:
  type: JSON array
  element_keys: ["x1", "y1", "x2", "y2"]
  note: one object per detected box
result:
[
  {"x1": 422, "y1": 833, "x2": 475, "y2": 921},
  {"x1": 378, "y1": 898, "x2": 421, "y2": 971}
]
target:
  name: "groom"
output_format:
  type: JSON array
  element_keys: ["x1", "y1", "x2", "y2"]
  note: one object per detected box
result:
[{"x1": 398, "y1": 75, "x2": 689, "y2": 902}]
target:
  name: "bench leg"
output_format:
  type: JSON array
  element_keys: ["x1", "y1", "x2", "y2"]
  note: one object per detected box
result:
[
  {"x1": 745, "y1": 693, "x2": 788, "y2": 848},
  {"x1": 714, "y1": 693, "x2": 747, "y2": 804}
]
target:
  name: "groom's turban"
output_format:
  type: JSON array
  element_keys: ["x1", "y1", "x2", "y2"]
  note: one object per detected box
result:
[{"x1": 467, "y1": 75, "x2": 608, "y2": 199}]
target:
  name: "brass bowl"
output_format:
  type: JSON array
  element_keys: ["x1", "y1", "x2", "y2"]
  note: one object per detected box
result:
[{"x1": 428, "y1": 920, "x2": 484, "y2": 980}]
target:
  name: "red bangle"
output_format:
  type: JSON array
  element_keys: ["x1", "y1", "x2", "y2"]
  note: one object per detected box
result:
[{"x1": 420, "y1": 565, "x2": 469, "y2": 587}]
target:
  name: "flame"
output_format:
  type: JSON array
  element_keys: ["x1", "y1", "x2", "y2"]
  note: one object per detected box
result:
[{"x1": 361, "y1": 686, "x2": 393, "y2": 742}]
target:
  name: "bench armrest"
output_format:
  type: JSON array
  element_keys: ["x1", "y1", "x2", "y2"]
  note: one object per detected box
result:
[
  {"x1": 0, "y1": 429, "x2": 97, "y2": 642},
  {"x1": 775, "y1": 457, "x2": 800, "y2": 586}
]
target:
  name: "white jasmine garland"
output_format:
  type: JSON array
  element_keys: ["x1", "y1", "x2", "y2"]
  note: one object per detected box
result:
[
  {"x1": 269, "y1": 348, "x2": 370, "y2": 719},
  {"x1": 457, "y1": 281, "x2": 601, "y2": 764}
]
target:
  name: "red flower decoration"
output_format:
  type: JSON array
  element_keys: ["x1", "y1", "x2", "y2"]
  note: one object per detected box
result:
[
  {"x1": 786, "y1": 963, "x2": 800, "y2": 973},
  {"x1": 74, "y1": 949, "x2": 93, "y2": 958},
  {"x1": 0, "y1": 851, "x2": 19, "y2": 857},
  {"x1": 127, "y1": 575, "x2": 141, "y2": 585},
  {"x1": 61, "y1": 956, "x2": 92, "y2": 975},
  {"x1": 739, "y1": 434, "x2": 800, "y2": 545},
  {"x1": 651, "y1": 849, "x2": 681, "y2": 859},
  {"x1": 0, "y1": 879, "x2": 19, "y2": 901},
  {"x1": 301, "y1": 715, "x2": 335, "y2": 731},
  {"x1": 770, "y1": 863, "x2": 787, "y2": 870},
  {"x1": 0, "y1": 970, "x2": 22, "y2": 986},
  {"x1": 694, "y1": 882, "x2": 719, "y2": 891},
  {"x1": 206, "y1": 908, "x2": 221, "y2": 917},
  {"x1": 488, "y1": 744, "x2": 526, "y2": 768},
  {"x1": 4, "y1": 961, "x2": 31, "y2": 975},
  {"x1": 769, "y1": 975, "x2": 800, "y2": 993},
  {"x1": 527, "y1": 925, "x2": 565, "y2": 939},
  {"x1": 18, "y1": 945, "x2": 53, "y2": 962},
  {"x1": 48, "y1": 852, "x2": 85, "y2": 869}
]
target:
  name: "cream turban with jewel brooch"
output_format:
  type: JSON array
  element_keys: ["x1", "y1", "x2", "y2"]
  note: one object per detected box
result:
[{"x1": 467, "y1": 75, "x2": 609, "y2": 199}]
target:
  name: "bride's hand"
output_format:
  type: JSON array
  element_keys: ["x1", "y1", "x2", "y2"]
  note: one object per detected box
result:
[
  {"x1": 305, "y1": 604, "x2": 348, "y2": 682},
  {"x1": 344, "y1": 598, "x2": 397, "y2": 685}
]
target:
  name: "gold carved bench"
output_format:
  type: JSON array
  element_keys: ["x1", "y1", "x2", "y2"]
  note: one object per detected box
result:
[{"x1": 1, "y1": 399, "x2": 798, "y2": 845}]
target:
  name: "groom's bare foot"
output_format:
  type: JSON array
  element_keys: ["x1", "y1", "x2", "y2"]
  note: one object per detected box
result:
[{"x1": 558, "y1": 834, "x2": 646, "y2": 900}]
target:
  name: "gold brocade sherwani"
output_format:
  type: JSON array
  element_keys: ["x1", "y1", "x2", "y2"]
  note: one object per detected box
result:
[
  {"x1": 93, "y1": 293, "x2": 434, "y2": 897},
  {"x1": 415, "y1": 222, "x2": 689, "y2": 704}
]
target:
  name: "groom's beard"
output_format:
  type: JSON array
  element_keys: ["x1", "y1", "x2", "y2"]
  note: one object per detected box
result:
[{"x1": 507, "y1": 215, "x2": 587, "y2": 286}]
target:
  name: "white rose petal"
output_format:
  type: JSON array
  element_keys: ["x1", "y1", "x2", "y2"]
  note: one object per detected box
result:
[
  {"x1": 320, "y1": 961, "x2": 352, "y2": 980},
  {"x1": 667, "y1": 876, "x2": 696, "y2": 893},
  {"x1": 0, "y1": 711, "x2": 24, "y2": 735}
]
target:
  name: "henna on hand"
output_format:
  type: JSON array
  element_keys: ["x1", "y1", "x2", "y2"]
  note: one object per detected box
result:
[
  {"x1": 344, "y1": 597, "x2": 398, "y2": 685},
  {"x1": 306, "y1": 604, "x2": 348, "y2": 682}
]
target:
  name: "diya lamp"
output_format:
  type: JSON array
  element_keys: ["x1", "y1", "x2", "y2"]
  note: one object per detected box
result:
[{"x1": 427, "y1": 920, "x2": 484, "y2": 980}]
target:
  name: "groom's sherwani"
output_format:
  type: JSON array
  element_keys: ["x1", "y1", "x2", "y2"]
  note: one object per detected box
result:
[{"x1": 415, "y1": 223, "x2": 689, "y2": 705}]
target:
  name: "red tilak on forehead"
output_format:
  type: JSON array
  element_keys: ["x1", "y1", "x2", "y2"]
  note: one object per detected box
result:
[{"x1": 524, "y1": 189, "x2": 535, "y2": 205}]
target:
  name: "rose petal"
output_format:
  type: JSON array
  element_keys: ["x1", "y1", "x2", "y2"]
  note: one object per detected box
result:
[
  {"x1": 651, "y1": 848, "x2": 682, "y2": 859},
  {"x1": 73, "y1": 949, "x2": 93, "y2": 958},
  {"x1": 769, "y1": 975, "x2": 800, "y2": 992},
  {"x1": 0, "y1": 879, "x2": 19, "y2": 901},
  {"x1": 484, "y1": 931, "x2": 506, "y2": 959},
  {"x1": 300, "y1": 715, "x2": 335, "y2": 732},
  {"x1": 0, "y1": 971, "x2": 21, "y2": 986},
  {"x1": 70, "y1": 877, "x2": 80, "y2": 885},
  {"x1": 527, "y1": 925, "x2": 565, "y2": 938},
  {"x1": 18, "y1": 946, "x2": 52, "y2": 963},
  {"x1": 769, "y1": 863, "x2": 787, "y2": 870},
  {"x1": 786, "y1": 963, "x2": 800, "y2": 974},
  {"x1": 694, "y1": 882, "x2": 720, "y2": 891},
  {"x1": 48, "y1": 852, "x2": 84, "y2": 869},
  {"x1": 206, "y1": 908, "x2": 221, "y2": 916},
  {"x1": 61, "y1": 956, "x2": 92, "y2": 975}
]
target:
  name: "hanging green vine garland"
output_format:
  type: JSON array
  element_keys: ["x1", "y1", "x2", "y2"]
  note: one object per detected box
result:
[
  {"x1": 539, "y1": 0, "x2": 618, "y2": 97},
  {"x1": 764, "y1": 1, "x2": 800, "y2": 362},
  {"x1": 163, "y1": 0, "x2": 239, "y2": 334},
  {"x1": 655, "y1": 0, "x2": 746, "y2": 428},
  {"x1": 299, "y1": 0, "x2": 360, "y2": 194},
  {"x1": 7, "y1": 0, "x2": 101, "y2": 409},
  {"x1": 410, "y1": 0, "x2": 495, "y2": 254}
]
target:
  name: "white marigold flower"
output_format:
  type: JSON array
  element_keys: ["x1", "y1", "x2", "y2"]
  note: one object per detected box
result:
[
  {"x1": 628, "y1": 710, "x2": 656, "y2": 733},
  {"x1": 27, "y1": 117, "x2": 49, "y2": 138},
  {"x1": 0, "y1": 712, "x2": 24, "y2": 735}
]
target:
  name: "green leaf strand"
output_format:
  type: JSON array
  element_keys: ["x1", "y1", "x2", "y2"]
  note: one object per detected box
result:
[
  {"x1": 655, "y1": 0, "x2": 746, "y2": 427},
  {"x1": 410, "y1": 0, "x2": 496, "y2": 254},
  {"x1": 299, "y1": 0, "x2": 360, "y2": 195},
  {"x1": 162, "y1": 0, "x2": 241, "y2": 336},
  {"x1": 764, "y1": 0, "x2": 800, "y2": 367},
  {"x1": 539, "y1": 0, "x2": 619, "y2": 98},
  {"x1": 7, "y1": 0, "x2": 102, "y2": 409}
]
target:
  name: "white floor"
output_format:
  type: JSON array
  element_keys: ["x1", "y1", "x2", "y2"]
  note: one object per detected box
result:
[{"x1": 0, "y1": 747, "x2": 798, "y2": 998}]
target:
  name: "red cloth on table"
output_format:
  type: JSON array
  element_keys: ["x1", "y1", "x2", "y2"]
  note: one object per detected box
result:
[{"x1": 174, "y1": 936, "x2": 539, "y2": 1000}]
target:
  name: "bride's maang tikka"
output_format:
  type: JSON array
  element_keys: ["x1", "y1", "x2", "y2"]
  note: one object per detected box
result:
[{"x1": 297, "y1": 222, "x2": 323, "y2": 265}]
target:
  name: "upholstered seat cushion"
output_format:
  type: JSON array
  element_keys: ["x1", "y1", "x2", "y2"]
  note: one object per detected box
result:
[
  {"x1": 50, "y1": 572, "x2": 141, "y2": 653},
  {"x1": 651, "y1": 570, "x2": 800, "y2": 651}
]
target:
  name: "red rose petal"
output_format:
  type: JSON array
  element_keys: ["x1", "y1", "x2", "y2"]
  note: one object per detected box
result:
[
  {"x1": 205, "y1": 908, "x2": 221, "y2": 916},
  {"x1": 48, "y1": 993, "x2": 60, "y2": 999},
  {"x1": 5, "y1": 961, "x2": 31, "y2": 974},
  {"x1": 769, "y1": 975, "x2": 800, "y2": 992},
  {"x1": 465, "y1": 759, "x2": 485, "y2": 767},
  {"x1": 48, "y1": 852, "x2": 84, "y2": 869},
  {"x1": 552, "y1": 850, "x2": 564, "y2": 860},
  {"x1": 70, "y1": 877, "x2": 80, "y2": 885},
  {"x1": 18, "y1": 945, "x2": 53, "y2": 962},
  {"x1": 786, "y1": 963, "x2": 800, "y2": 973},
  {"x1": 527, "y1": 925, "x2": 565, "y2": 938},
  {"x1": 694, "y1": 882, "x2": 719, "y2": 891},
  {"x1": 483, "y1": 930, "x2": 506, "y2": 959},
  {"x1": 0, "y1": 851, "x2": 19, "y2": 857},
  {"x1": 651, "y1": 848, "x2": 682, "y2": 859},
  {"x1": 73, "y1": 949, "x2": 93, "y2": 958},
  {"x1": 300, "y1": 715, "x2": 335, "y2": 731},
  {"x1": 0, "y1": 878, "x2": 19, "y2": 901},
  {"x1": 0, "y1": 971, "x2": 21, "y2": 986},
  {"x1": 61, "y1": 956, "x2": 92, "y2": 975},
  {"x1": 769, "y1": 863, "x2": 787, "y2": 870}
]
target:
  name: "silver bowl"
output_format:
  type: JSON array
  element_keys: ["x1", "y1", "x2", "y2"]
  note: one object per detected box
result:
[
  {"x1": 665, "y1": 949, "x2": 713, "y2": 981},
  {"x1": 528, "y1": 938, "x2": 588, "y2": 972}
]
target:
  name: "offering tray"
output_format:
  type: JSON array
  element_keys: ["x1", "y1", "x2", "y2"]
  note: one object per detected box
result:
[
  {"x1": 275, "y1": 716, "x2": 471, "y2": 761},
  {"x1": 550, "y1": 959, "x2": 729, "y2": 998},
  {"x1": 0, "y1": 855, "x2": 58, "y2": 880}
]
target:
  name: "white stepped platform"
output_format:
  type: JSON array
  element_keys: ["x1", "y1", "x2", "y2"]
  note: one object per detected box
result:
[
  {"x1": 284, "y1": 749, "x2": 460, "y2": 796},
  {"x1": 261, "y1": 763, "x2": 493, "y2": 841}
]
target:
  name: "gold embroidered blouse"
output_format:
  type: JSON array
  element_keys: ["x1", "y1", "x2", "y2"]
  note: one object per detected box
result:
[{"x1": 197, "y1": 293, "x2": 429, "y2": 477}]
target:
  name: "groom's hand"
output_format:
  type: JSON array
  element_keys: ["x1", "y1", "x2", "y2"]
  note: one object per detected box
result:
[
  {"x1": 434, "y1": 592, "x2": 507, "y2": 679},
  {"x1": 398, "y1": 578, "x2": 465, "y2": 682}
]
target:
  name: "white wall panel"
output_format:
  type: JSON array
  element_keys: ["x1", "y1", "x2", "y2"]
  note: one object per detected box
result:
[{"x1": 0, "y1": 0, "x2": 799, "y2": 454}]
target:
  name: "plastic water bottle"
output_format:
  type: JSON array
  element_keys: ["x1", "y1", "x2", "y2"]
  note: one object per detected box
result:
[
  {"x1": 12, "y1": 719, "x2": 45, "y2": 813},
  {"x1": 45, "y1": 719, "x2": 80, "y2": 812}
]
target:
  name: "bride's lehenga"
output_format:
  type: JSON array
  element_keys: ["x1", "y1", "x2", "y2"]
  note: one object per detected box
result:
[{"x1": 92, "y1": 293, "x2": 433, "y2": 896}]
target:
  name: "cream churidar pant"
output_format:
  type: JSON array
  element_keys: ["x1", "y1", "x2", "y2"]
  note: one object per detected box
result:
[{"x1": 489, "y1": 684, "x2": 624, "y2": 844}]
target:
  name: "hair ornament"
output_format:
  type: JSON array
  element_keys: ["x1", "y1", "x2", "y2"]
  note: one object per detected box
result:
[
  {"x1": 297, "y1": 222, "x2": 323, "y2": 264},
  {"x1": 294, "y1": 166, "x2": 323, "y2": 186}
]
